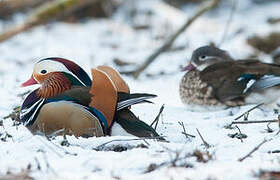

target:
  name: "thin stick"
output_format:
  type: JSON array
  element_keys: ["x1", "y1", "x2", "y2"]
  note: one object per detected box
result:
[
  {"x1": 121, "y1": 0, "x2": 220, "y2": 78},
  {"x1": 150, "y1": 104, "x2": 165, "y2": 129},
  {"x1": 238, "y1": 138, "x2": 272, "y2": 162},
  {"x1": 234, "y1": 103, "x2": 264, "y2": 121},
  {"x1": 178, "y1": 121, "x2": 195, "y2": 138},
  {"x1": 94, "y1": 136, "x2": 165, "y2": 150},
  {"x1": 196, "y1": 128, "x2": 210, "y2": 148},
  {"x1": 231, "y1": 119, "x2": 278, "y2": 125}
]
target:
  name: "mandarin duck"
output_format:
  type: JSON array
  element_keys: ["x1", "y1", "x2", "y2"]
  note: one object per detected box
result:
[
  {"x1": 179, "y1": 46, "x2": 280, "y2": 111},
  {"x1": 20, "y1": 58, "x2": 162, "y2": 139}
]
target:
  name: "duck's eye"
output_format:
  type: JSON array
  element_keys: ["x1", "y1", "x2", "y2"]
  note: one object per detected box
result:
[
  {"x1": 40, "y1": 70, "x2": 47, "y2": 74},
  {"x1": 200, "y1": 55, "x2": 206, "y2": 59}
]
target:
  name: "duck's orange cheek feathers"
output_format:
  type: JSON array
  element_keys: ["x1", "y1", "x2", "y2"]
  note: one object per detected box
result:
[
  {"x1": 33, "y1": 73, "x2": 47, "y2": 84},
  {"x1": 36, "y1": 72, "x2": 72, "y2": 98}
]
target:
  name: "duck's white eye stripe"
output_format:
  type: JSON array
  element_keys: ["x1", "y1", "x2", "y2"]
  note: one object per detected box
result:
[{"x1": 35, "y1": 60, "x2": 86, "y2": 86}]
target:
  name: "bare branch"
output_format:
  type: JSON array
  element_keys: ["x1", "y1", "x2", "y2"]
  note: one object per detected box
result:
[
  {"x1": 121, "y1": 0, "x2": 220, "y2": 79},
  {"x1": 234, "y1": 103, "x2": 264, "y2": 121},
  {"x1": 178, "y1": 121, "x2": 195, "y2": 139},
  {"x1": 231, "y1": 119, "x2": 278, "y2": 125},
  {"x1": 0, "y1": 0, "x2": 100, "y2": 43},
  {"x1": 238, "y1": 138, "x2": 272, "y2": 162},
  {"x1": 150, "y1": 104, "x2": 165, "y2": 130},
  {"x1": 196, "y1": 128, "x2": 210, "y2": 148}
]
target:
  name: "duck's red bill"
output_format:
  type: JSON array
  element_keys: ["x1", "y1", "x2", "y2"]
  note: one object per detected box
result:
[
  {"x1": 181, "y1": 62, "x2": 196, "y2": 71},
  {"x1": 21, "y1": 76, "x2": 37, "y2": 87}
]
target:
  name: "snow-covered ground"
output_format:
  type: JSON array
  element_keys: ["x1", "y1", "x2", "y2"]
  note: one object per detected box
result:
[{"x1": 0, "y1": 0, "x2": 280, "y2": 179}]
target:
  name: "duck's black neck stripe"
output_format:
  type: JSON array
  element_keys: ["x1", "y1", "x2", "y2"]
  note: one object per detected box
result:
[{"x1": 20, "y1": 98, "x2": 45, "y2": 126}]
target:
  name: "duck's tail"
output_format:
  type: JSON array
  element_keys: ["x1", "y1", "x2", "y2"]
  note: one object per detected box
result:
[{"x1": 114, "y1": 109, "x2": 165, "y2": 141}]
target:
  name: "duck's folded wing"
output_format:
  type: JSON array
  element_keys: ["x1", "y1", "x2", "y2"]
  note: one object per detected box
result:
[
  {"x1": 53, "y1": 86, "x2": 92, "y2": 106},
  {"x1": 117, "y1": 92, "x2": 157, "y2": 111},
  {"x1": 89, "y1": 68, "x2": 118, "y2": 127},
  {"x1": 115, "y1": 109, "x2": 164, "y2": 140},
  {"x1": 249, "y1": 75, "x2": 280, "y2": 91},
  {"x1": 201, "y1": 60, "x2": 280, "y2": 102}
]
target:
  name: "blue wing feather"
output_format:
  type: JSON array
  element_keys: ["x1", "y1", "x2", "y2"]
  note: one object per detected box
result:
[
  {"x1": 237, "y1": 74, "x2": 280, "y2": 93},
  {"x1": 250, "y1": 75, "x2": 280, "y2": 91}
]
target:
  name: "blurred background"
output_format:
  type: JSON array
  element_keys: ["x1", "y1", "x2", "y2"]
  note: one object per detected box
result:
[{"x1": 0, "y1": 0, "x2": 280, "y2": 108}]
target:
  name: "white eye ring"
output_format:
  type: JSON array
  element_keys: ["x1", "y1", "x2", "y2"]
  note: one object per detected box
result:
[{"x1": 199, "y1": 55, "x2": 207, "y2": 61}]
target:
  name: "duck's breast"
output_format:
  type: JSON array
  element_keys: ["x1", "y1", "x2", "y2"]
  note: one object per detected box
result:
[{"x1": 30, "y1": 101, "x2": 104, "y2": 137}]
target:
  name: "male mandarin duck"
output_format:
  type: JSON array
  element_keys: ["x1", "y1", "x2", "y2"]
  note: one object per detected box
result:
[
  {"x1": 179, "y1": 46, "x2": 280, "y2": 111},
  {"x1": 20, "y1": 57, "x2": 162, "y2": 138}
]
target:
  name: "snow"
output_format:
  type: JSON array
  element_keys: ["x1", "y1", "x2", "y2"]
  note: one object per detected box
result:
[{"x1": 0, "y1": 0, "x2": 280, "y2": 179}]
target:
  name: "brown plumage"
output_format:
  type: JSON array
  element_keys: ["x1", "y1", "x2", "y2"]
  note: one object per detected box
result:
[
  {"x1": 89, "y1": 68, "x2": 118, "y2": 127},
  {"x1": 199, "y1": 60, "x2": 280, "y2": 102},
  {"x1": 37, "y1": 72, "x2": 72, "y2": 98},
  {"x1": 180, "y1": 46, "x2": 280, "y2": 110},
  {"x1": 97, "y1": 65, "x2": 130, "y2": 93}
]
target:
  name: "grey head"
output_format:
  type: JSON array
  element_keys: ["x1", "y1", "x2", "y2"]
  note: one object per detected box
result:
[{"x1": 182, "y1": 46, "x2": 233, "y2": 72}]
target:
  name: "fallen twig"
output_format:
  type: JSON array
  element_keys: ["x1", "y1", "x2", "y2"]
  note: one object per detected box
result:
[
  {"x1": 94, "y1": 136, "x2": 165, "y2": 150},
  {"x1": 150, "y1": 104, "x2": 165, "y2": 130},
  {"x1": 234, "y1": 103, "x2": 264, "y2": 121},
  {"x1": 0, "y1": 0, "x2": 100, "y2": 43},
  {"x1": 196, "y1": 128, "x2": 210, "y2": 148},
  {"x1": 231, "y1": 119, "x2": 278, "y2": 125},
  {"x1": 178, "y1": 121, "x2": 195, "y2": 139},
  {"x1": 238, "y1": 138, "x2": 272, "y2": 162},
  {"x1": 121, "y1": 0, "x2": 220, "y2": 78}
]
